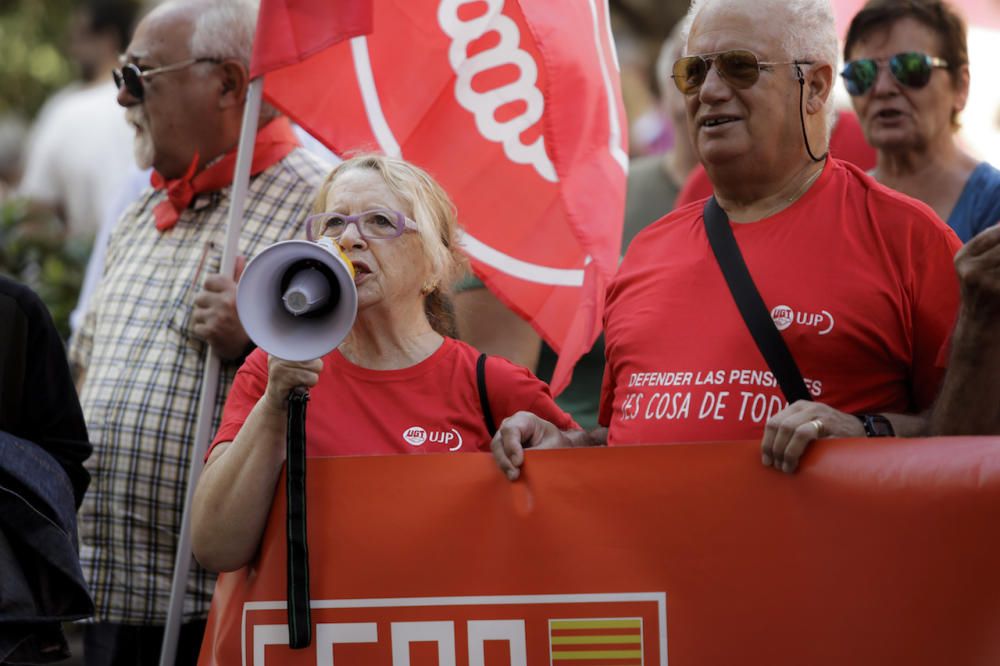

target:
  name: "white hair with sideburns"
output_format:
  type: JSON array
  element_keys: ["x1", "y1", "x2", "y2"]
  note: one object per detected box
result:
[
  {"x1": 679, "y1": 0, "x2": 838, "y2": 134},
  {"x1": 189, "y1": 0, "x2": 260, "y2": 65}
]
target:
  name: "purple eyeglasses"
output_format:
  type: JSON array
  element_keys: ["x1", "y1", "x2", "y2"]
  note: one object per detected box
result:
[{"x1": 305, "y1": 209, "x2": 418, "y2": 241}]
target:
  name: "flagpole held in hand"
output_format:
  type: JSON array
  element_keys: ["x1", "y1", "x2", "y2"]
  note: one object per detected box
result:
[{"x1": 158, "y1": 76, "x2": 264, "y2": 666}]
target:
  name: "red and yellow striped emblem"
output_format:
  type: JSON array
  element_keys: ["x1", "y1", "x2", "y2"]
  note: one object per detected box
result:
[{"x1": 549, "y1": 617, "x2": 643, "y2": 664}]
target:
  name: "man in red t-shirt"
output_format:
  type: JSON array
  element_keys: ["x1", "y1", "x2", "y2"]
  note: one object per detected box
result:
[{"x1": 491, "y1": 0, "x2": 960, "y2": 478}]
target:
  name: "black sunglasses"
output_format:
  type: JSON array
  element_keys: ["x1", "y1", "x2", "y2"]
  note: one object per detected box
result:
[
  {"x1": 671, "y1": 49, "x2": 809, "y2": 94},
  {"x1": 112, "y1": 57, "x2": 220, "y2": 100},
  {"x1": 841, "y1": 52, "x2": 949, "y2": 96}
]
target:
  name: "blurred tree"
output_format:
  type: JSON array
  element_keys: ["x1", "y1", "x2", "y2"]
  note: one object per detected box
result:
[
  {"x1": 0, "y1": 1, "x2": 80, "y2": 338},
  {"x1": 0, "y1": 0, "x2": 79, "y2": 119},
  {"x1": 1, "y1": 0, "x2": 138, "y2": 338},
  {"x1": 0, "y1": 198, "x2": 90, "y2": 338}
]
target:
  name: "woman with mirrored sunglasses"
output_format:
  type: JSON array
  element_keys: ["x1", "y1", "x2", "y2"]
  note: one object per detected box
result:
[
  {"x1": 191, "y1": 154, "x2": 578, "y2": 572},
  {"x1": 844, "y1": 0, "x2": 1000, "y2": 242}
]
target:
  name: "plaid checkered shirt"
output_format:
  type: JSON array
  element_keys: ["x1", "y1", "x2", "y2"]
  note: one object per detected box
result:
[{"x1": 69, "y1": 147, "x2": 329, "y2": 623}]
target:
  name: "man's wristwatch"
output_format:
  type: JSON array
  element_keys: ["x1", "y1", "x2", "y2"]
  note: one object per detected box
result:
[{"x1": 856, "y1": 413, "x2": 894, "y2": 437}]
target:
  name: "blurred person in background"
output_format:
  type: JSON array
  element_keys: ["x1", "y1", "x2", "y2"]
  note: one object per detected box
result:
[
  {"x1": 611, "y1": 0, "x2": 688, "y2": 156},
  {"x1": 18, "y1": 0, "x2": 140, "y2": 241},
  {"x1": 624, "y1": 22, "x2": 700, "y2": 247},
  {"x1": 17, "y1": 0, "x2": 144, "y2": 337},
  {"x1": 843, "y1": 0, "x2": 1000, "y2": 242}
]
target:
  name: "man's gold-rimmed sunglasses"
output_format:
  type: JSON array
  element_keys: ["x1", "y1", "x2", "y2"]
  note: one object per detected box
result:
[{"x1": 671, "y1": 49, "x2": 811, "y2": 94}]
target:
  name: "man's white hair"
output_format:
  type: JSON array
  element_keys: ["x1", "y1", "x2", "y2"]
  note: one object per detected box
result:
[
  {"x1": 679, "y1": 0, "x2": 839, "y2": 134},
  {"x1": 189, "y1": 0, "x2": 260, "y2": 65}
]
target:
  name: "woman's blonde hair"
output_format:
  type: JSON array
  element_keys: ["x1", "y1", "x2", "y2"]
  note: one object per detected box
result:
[{"x1": 310, "y1": 154, "x2": 467, "y2": 336}]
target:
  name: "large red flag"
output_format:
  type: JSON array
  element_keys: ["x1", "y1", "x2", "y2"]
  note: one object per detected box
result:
[
  {"x1": 250, "y1": 0, "x2": 628, "y2": 394},
  {"x1": 250, "y1": 0, "x2": 373, "y2": 77}
]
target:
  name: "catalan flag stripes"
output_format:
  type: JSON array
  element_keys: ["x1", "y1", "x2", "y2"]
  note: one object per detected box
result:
[{"x1": 549, "y1": 618, "x2": 643, "y2": 665}]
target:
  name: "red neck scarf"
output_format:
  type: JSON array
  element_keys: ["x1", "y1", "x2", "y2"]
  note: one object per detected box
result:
[{"x1": 150, "y1": 116, "x2": 299, "y2": 231}]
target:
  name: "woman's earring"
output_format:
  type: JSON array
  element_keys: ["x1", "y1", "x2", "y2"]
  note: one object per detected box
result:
[{"x1": 421, "y1": 281, "x2": 436, "y2": 295}]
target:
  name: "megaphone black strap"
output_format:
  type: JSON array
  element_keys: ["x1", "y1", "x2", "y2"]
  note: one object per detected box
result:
[
  {"x1": 476, "y1": 353, "x2": 497, "y2": 438},
  {"x1": 285, "y1": 389, "x2": 311, "y2": 649}
]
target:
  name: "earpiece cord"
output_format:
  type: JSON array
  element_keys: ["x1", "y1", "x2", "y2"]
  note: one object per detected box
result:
[{"x1": 796, "y1": 64, "x2": 828, "y2": 163}]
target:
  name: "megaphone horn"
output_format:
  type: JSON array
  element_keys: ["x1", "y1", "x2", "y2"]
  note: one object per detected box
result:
[{"x1": 237, "y1": 238, "x2": 358, "y2": 361}]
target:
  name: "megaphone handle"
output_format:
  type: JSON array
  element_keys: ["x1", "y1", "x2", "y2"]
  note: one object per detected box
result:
[{"x1": 285, "y1": 388, "x2": 311, "y2": 648}]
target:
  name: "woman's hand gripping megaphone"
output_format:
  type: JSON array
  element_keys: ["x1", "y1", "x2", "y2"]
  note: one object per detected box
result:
[
  {"x1": 255, "y1": 237, "x2": 355, "y2": 408},
  {"x1": 262, "y1": 354, "x2": 323, "y2": 413},
  {"x1": 236, "y1": 235, "x2": 358, "y2": 409}
]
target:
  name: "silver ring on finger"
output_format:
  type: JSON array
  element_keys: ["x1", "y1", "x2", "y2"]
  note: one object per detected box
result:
[{"x1": 808, "y1": 418, "x2": 824, "y2": 438}]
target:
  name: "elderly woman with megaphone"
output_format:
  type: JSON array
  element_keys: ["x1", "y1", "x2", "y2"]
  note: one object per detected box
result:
[{"x1": 190, "y1": 154, "x2": 576, "y2": 572}]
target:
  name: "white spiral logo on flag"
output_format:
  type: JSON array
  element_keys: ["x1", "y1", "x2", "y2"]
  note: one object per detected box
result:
[{"x1": 438, "y1": 0, "x2": 557, "y2": 182}]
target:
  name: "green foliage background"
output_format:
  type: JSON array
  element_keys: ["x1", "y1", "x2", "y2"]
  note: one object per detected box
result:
[
  {"x1": 0, "y1": 200, "x2": 89, "y2": 337},
  {"x1": 0, "y1": 0, "x2": 79, "y2": 119},
  {"x1": 0, "y1": 0, "x2": 88, "y2": 338}
]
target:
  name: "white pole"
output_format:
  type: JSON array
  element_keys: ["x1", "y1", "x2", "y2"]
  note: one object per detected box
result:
[{"x1": 159, "y1": 76, "x2": 264, "y2": 666}]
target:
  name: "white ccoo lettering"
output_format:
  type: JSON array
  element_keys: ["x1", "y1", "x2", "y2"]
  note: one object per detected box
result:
[{"x1": 438, "y1": 0, "x2": 557, "y2": 182}]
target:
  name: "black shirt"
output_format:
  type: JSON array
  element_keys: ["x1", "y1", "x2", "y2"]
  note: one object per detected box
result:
[{"x1": 0, "y1": 276, "x2": 91, "y2": 507}]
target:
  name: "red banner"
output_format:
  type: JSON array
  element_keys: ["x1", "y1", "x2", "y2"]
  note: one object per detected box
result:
[
  {"x1": 198, "y1": 437, "x2": 1000, "y2": 665},
  {"x1": 251, "y1": 0, "x2": 628, "y2": 394}
]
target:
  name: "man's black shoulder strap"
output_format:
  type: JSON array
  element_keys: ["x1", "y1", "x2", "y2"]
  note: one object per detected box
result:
[
  {"x1": 702, "y1": 197, "x2": 811, "y2": 404},
  {"x1": 476, "y1": 353, "x2": 498, "y2": 437}
]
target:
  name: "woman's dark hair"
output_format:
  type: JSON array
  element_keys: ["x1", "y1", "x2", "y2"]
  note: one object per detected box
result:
[
  {"x1": 86, "y1": 0, "x2": 140, "y2": 52},
  {"x1": 844, "y1": 0, "x2": 968, "y2": 77}
]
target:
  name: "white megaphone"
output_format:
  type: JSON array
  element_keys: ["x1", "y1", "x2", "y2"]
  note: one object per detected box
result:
[{"x1": 237, "y1": 236, "x2": 358, "y2": 361}]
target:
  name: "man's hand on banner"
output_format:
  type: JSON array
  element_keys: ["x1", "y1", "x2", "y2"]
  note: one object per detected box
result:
[
  {"x1": 492, "y1": 412, "x2": 573, "y2": 481},
  {"x1": 761, "y1": 400, "x2": 864, "y2": 474},
  {"x1": 193, "y1": 255, "x2": 251, "y2": 360},
  {"x1": 491, "y1": 412, "x2": 605, "y2": 481}
]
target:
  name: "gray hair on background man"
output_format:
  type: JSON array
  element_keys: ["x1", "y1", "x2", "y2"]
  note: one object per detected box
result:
[
  {"x1": 184, "y1": 0, "x2": 279, "y2": 120},
  {"x1": 190, "y1": 0, "x2": 260, "y2": 64},
  {"x1": 678, "y1": 0, "x2": 839, "y2": 134}
]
